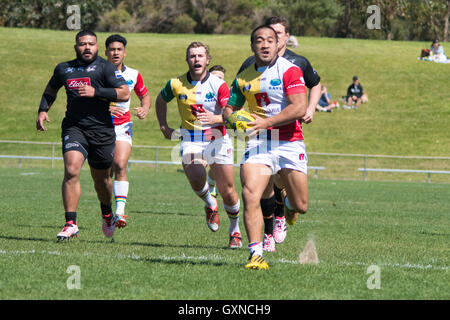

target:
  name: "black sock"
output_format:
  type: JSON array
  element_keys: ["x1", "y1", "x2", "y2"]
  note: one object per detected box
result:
[
  {"x1": 65, "y1": 211, "x2": 77, "y2": 225},
  {"x1": 274, "y1": 185, "x2": 285, "y2": 218},
  {"x1": 100, "y1": 203, "x2": 112, "y2": 219},
  {"x1": 260, "y1": 196, "x2": 275, "y2": 235}
]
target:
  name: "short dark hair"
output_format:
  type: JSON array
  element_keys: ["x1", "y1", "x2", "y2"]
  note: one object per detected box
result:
[
  {"x1": 352, "y1": 75, "x2": 358, "y2": 81},
  {"x1": 186, "y1": 41, "x2": 211, "y2": 60},
  {"x1": 75, "y1": 30, "x2": 97, "y2": 43},
  {"x1": 209, "y1": 65, "x2": 226, "y2": 74},
  {"x1": 250, "y1": 25, "x2": 278, "y2": 44},
  {"x1": 105, "y1": 34, "x2": 127, "y2": 49},
  {"x1": 265, "y1": 16, "x2": 290, "y2": 34}
]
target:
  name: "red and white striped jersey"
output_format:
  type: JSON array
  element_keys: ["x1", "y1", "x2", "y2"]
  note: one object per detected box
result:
[{"x1": 111, "y1": 65, "x2": 148, "y2": 125}]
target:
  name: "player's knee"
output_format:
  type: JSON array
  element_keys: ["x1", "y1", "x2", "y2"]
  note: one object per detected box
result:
[
  {"x1": 92, "y1": 170, "x2": 112, "y2": 186},
  {"x1": 291, "y1": 198, "x2": 308, "y2": 214},
  {"x1": 262, "y1": 184, "x2": 274, "y2": 198},
  {"x1": 217, "y1": 183, "x2": 235, "y2": 201},
  {"x1": 241, "y1": 187, "x2": 259, "y2": 209},
  {"x1": 64, "y1": 164, "x2": 81, "y2": 181},
  {"x1": 113, "y1": 165, "x2": 127, "y2": 180}
]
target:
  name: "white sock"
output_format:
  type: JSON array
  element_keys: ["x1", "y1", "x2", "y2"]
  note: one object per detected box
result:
[
  {"x1": 114, "y1": 180, "x2": 129, "y2": 216},
  {"x1": 248, "y1": 242, "x2": 263, "y2": 257},
  {"x1": 195, "y1": 182, "x2": 217, "y2": 208},
  {"x1": 224, "y1": 200, "x2": 240, "y2": 234}
]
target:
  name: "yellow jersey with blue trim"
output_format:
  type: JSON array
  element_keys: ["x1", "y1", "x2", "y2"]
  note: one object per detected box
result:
[{"x1": 160, "y1": 72, "x2": 230, "y2": 141}]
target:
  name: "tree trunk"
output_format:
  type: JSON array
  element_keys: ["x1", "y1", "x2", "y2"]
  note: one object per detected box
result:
[
  {"x1": 345, "y1": 0, "x2": 352, "y2": 38},
  {"x1": 444, "y1": 0, "x2": 449, "y2": 42},
  {"x1": 387, "y1": 31, "x2": 392, "y2": 40}
]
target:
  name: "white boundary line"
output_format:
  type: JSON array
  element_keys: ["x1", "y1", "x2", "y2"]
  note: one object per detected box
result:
[{"x1": 1, "y1": 249, "x2": 448, "y2": 271}]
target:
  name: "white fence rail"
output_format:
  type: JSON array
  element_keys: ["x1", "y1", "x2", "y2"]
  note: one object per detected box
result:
[
  {"x1": 358, "y1": 168, "x2": 450, "y2": 183},
  {"x1": 1, "y1": 140, "x2": 449, "y2": 182}
]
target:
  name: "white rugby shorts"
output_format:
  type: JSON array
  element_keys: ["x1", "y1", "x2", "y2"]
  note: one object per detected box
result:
[
  {"x1": 241, "y1": 137, "x2": 308, "y2": 175},
  {"x1": 114, "y1": 122, "x2": 133, "y2": 146},
  {"x1": 180, "y1": 134, "x2": 234, "y2": 165}
]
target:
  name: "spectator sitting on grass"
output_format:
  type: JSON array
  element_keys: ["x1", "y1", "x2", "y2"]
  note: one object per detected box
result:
[
  {"x1": 430, "y1": 39, "x2": 447, "y2": 63},
  {"x1": 316, "y1": 85, "x2": 339, "y2": 112},
  {"x1": 344, "y1": 76, "x2": 363, "y2": 110}
]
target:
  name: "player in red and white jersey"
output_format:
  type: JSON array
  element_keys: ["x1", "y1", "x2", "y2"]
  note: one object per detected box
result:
[
  {"x1": 105, "y1": 34, "x2": 151, "y2": 229},
  {"x1": 205, "y1": 65, "x2": 227, "y2": 198},
  {"x1": 225, "y1": 25, "x2": 309, "y2": 270}
]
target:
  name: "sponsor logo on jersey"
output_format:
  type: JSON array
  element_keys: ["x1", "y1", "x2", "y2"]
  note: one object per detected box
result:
[
  {"x1": 77, "y1": 67, "x2": 84, "y2": 72},
  {"x1": 243, "y1": 84, "x2": 251, "y2": 92},
  {"x1": 270, "y1": 79, "x2": 282, "y2": 86},
  {"x1": 286, "y1": 82, "x2": 305, "y2": 90},
  {"x1": 65, "y1": 142, "x2": 80, "y2": 149},
  {"x1": 115, "y1": 71, "x2": 123, "y2": 78},
  {"x1": 205, "y1": 92, "x2": 215, "y2": 100},
  {"x1": 64, "y1": 67, "x2": 75, "y2": 73},
  {"x1": 136, "y1": 86, "x2": 147, "y2": 95},
  {"x1": 67, "y1": 77, "x2": 91, "y2": 90},
  {"x1": 178, "y1": 94, "x2": 188, "y2": 100},
  {"x1": 86, "y1": 65, "x2": 97, "y2": 72},
  {"x1": 126, "y1": 79, "x2": 134, "y2": 86},
  {"x1": 269, "y1": 78, "x2": 283, "y2": 91}
]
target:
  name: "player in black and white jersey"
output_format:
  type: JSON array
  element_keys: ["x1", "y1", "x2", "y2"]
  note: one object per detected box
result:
[{"x1": 36, "y1": 30, "x2": 130, "y2": 241}]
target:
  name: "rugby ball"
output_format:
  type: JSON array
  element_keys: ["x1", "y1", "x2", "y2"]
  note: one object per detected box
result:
[{"x1": 225, "y1": 110, "x2": 255, "y2": 131}]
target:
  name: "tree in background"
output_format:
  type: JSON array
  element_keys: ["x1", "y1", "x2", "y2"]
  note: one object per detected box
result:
[
  {"x1": 98, "y1": 0, "x2": 192, "y2": 33},
  {"x1": 407, "y1": 0, "x2": 449, "y2": 41},
  {"x1": 1, "y1": 0, "x2": 114, "y2": 30},
  {"x1": 375, "y1": 0, "x2": 408, "y2": 40},
  {"x1": 1, "y1": 0, "x2": 448, "y2": 42},
  {"x1": 270, "y1": 0, "x2": 342, "y2": 37}
]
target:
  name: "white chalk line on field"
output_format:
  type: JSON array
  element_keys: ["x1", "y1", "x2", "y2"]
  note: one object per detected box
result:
[{"x1": 0, "y1": 248, "x2": 448, "y2": 271}]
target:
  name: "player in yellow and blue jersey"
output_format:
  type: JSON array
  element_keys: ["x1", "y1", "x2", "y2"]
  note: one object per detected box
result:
[{"x1": 155, "y1": 42, "x2": 242, "y2": 248}]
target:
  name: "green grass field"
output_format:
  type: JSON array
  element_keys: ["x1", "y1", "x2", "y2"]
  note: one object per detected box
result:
[
  {"x1": 0, "y1": 28, "x2": 449, "y2": 301},
  {"x1": 0, "y1": 168, "x2": 448, "y2": 300},
  {"x1": 1, "y1": 27, "x2": 450, "y2": 183}
]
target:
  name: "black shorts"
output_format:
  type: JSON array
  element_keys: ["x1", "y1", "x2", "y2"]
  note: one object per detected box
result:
[{"x1": 61, "y1": 125, "x2": 115, "y2": 170}]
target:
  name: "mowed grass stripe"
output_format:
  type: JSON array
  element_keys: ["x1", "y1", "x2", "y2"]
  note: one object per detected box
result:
[
  {"x1": 1, "y1": 247, "x2": 448, "y2": 271},
  {"x1": 0, "y1": 168, "x2": 449, "y2": 299}
]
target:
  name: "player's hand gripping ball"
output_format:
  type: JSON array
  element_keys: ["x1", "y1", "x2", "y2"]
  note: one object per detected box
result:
[{"x1": 225, "y1": 110, "x2": 255, "y2": 139}]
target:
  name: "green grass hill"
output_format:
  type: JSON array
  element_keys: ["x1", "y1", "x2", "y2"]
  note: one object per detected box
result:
[{"x1": 1, "y1": 27, "x2": 449, "y2": 157}]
